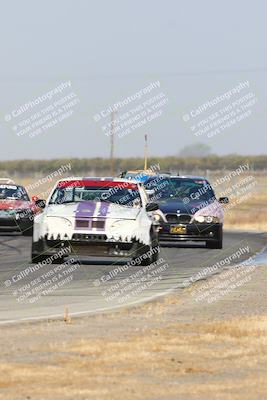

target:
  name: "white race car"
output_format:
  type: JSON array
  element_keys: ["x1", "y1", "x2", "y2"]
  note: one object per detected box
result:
[{"x1": 32, "y1": 177, "x2": 160, "y2": 265}]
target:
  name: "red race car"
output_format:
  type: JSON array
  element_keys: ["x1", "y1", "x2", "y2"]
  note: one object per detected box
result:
[{"x1": 0, "y1": 179, "x2": 39, "y2": 236}]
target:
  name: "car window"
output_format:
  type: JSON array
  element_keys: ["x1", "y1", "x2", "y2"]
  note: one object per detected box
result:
[
  {"x1": 49, "y1": 185, "x2": 142, "y2": 207},
  {"x1": 0, "y1": 185, "x2": 29, "y2": 201},
  {"x1": 146, "y1": 178, "x2": 215, "y2": 202}
]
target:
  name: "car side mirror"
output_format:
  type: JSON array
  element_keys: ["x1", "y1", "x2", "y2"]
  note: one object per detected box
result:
[
  {"x1": 219, "y1": 197, "x2": 229, "y2": 204},
  {"x1": 35, "y1": 199, "x2": 46, "y2": 209},
  {"x1": 146, "y1": 203, "x2": 159, "y2": 212}
]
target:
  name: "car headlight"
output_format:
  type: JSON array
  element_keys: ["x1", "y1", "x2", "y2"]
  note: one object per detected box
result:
[
  {"x1": 5, "y1": 209, "x2": 20, "y2": 216},
  {"x1": 193, "y1": 215, "x2": 220, "y2": 224},
  {"x1": 153, "y1": 214, "x2": 161, "y2": 222},
  {"x1": 110, "y1": 219, "x2": 135, "y2": 228},
  {"x1": 45, "y1": 217, "x2": 73, "y2": 240},
  {"x1": 109, "y1": 219, "x2": 137, "y2": 237},
  {"x1": 46, "y1": 216, "x2": 72, "y2": 228}
]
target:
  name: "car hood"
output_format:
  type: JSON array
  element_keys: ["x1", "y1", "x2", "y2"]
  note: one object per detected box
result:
[
  {"x1": 0, "y1": 199, "x2": 31, "y2": 210},
  {"x1": 158, "y1": 198, "x2": 209, "y2": 215},
  {"x1": 46, "y1": 201, "x2": 141, "y2": 220},
  {"x1": 158, "y1": 197, "x2": 224, "y2": 221}
]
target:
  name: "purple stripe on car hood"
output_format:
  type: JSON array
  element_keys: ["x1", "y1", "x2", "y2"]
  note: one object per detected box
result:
[
  {"x1": 75, "y1": 201, "x2": 97, "y2": 218},
  {"x1": 97, "y1": 202, "x2": 110, "y2": 217}
]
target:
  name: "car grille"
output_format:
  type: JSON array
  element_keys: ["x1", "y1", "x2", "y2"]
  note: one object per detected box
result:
[
  {"x1": 165, "y1": 213, "x2": 192, "y2": 224},
  {"x1": 76, "y1": 220, "x2": 105, "y2": 229},
  {"x1": 92, "y1": 220, "x2": 105, "y2": 229},
  {"x1": 72, "y1": 233, "x2": 107, "y2": 241},
  {"x1": 76, "y1": 220, "x2": 89, "y2": 228}
]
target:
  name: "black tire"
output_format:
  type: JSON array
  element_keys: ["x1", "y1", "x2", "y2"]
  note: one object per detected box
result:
[
  {"x1": 52, "y1": 256, "x2": 66, "y2": 264},
  {"x1": 134, "y1": 230, "x2": 160, "y2": 266},
  {"x1": 31, "y1": 238, "x2": 65, "y2": 264},
  {"x1": 31, "y1": 237, "x2": 44, "y2": 263},
  {"x1": 31, "y1": 254, "x2": 50, "y2": 263},
  {"x1": 31, "y1": 252, "x2": 66, "y2": 264},
  {"x1": 22, "y1": 225, "x2": 33, "y2": 237},
  {"x1": 206, "y1": 240, "x2": 222, "y2": 249},
  {"x1": 206, "y1": 225, "x2": 223, "y2": 249}
]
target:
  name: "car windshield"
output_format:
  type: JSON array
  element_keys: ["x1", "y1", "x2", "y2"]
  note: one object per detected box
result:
[
  {"x1": 124, "y1": 172, "x2": 149, "y2": 182},
  {"x1": 0, "y1": 185, "x2": 29, "y2": 201},
  {"x1": 145, "y1": 177, "x2": 215, "y2": 202},
  {"x1": 49, "y1": 184, "x2": 142, "y2": 207}
]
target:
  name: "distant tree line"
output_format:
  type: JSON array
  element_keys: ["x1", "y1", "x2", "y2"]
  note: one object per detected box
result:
[{"x1": 0, "y1": 155, "x2": 266, "y2": 176}]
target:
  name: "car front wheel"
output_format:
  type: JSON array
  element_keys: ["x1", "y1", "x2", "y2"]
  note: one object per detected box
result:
[
  {"x1": 31, "y1": 238, "x2": 66, "y2": 264},
  {"x1": 206, "y1": 225, "x2": 223, "y2": 249},
  {"x1": 133, "y1": 230, "x2": 160, "y2": 266}
]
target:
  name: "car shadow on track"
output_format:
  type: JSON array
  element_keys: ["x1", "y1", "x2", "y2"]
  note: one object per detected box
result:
[
  {"x1": 69, "y1": 258, "x2": 130, "y2": 266},
  {"x1": 0, "y1": 233, "x2": 23, "y2": 237},
  {"x1": 160, "y1": 242, "x2": 206, "y2": 249}
]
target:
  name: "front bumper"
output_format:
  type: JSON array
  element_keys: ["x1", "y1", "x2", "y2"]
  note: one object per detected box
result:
[
  {"x1": 159, "y1": 222, "x2": 222, "y2": 242},
  {"x1": 0, "y1": 216, "x2": 32, "y2": 233},
  {"x1": 35, "y1": 233, "x2": 139, "y2": 258}
]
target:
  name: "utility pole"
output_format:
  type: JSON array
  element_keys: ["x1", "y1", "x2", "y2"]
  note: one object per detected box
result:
[
  {"x1": 144, "y1": 133, "x2": 148, "y2": 170},
  {"x1": 110, "y1": 111, "x2": 116, "y2": 176}
]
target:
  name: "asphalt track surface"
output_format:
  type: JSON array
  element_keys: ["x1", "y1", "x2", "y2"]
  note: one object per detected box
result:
[{"x1": 0, "y1": 231, "x2": 266, "y2": 324}]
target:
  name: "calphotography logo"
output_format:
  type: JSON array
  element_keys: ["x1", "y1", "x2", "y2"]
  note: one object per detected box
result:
[
  {"x1": 181, "y1": 81, "x2": 259, "y2": 139},
  {"x1": 93, "y1": 81, "x2": 169, "y2": 139},
  {"x1": 4, "y1": 81, "x2": 81, "y2": 138}
]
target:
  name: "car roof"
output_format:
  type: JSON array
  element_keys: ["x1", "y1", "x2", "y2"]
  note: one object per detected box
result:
[
  {"x1": 169, "y1": 175, "x2": 208, "y2": 180},
  {"x1": 146, "y1": 174, "x2": 208, "y2": 181},
  {"x1": 56, "y1": 177, "x2": 141, "y2": 185}
]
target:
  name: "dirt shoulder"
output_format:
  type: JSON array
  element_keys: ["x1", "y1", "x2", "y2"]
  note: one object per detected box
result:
[{"x1": 0, "y1": 261, "x2": 267, "y2": 400}]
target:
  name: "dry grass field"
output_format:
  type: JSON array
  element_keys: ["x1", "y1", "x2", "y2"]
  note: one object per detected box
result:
[
  {"x1": 1, "y1": 316, "x2": 267, "y2": 400},
  {"x1": 209, "y1": 171, "x2": 267, "y2": 231},
  {"x1": 1, "y1": 264, "x2": 267, "y2": 400}
]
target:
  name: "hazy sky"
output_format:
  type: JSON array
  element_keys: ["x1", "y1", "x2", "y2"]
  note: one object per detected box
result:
[{"x1": 0, "y1": 0, "x2": 266, "y2": 160}]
